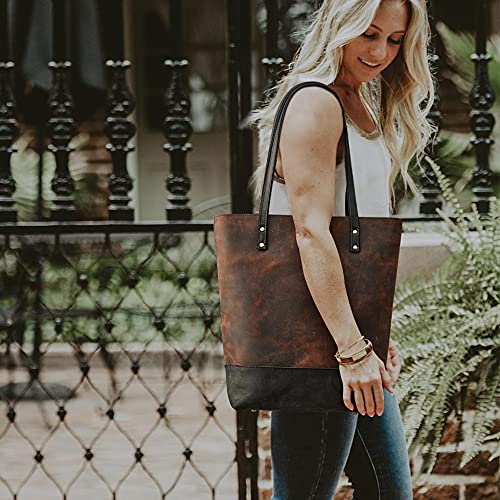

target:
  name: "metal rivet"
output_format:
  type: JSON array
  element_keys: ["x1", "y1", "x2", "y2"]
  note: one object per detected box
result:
[
  {"x1": 352, "y1": 229, "x2": 358, "y2": 234},
  {"x1": 352, "y1": 244, "x2": 358, "y2": 250},
  {"x1": 259, "y1": 242, "x2": 265, "y2": 248},
  {"x1": 259, "y1": 226, "x2": 265, "y2": 232}
]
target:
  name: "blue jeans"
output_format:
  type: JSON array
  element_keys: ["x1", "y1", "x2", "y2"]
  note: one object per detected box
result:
[{"x1": 271, "y1": 388, "x2": 413, "y2": 499}]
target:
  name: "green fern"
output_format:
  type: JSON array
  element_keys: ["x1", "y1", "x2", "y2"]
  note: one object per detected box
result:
[
  {"x1": 464, "y1": 360, "x2": 500, "y2": 465},
  {"x1": 392, "y1": 157, "x2": 499, "y2": 481}
]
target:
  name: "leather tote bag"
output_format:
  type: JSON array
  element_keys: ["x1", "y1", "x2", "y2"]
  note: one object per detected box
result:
[{"x1": 213, "y1": 81, "x2": 402, "y2": 412}]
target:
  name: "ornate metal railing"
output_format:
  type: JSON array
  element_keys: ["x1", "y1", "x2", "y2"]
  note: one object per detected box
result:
[
  {"x1": 0, "y1": 0, "x2": 250, "y2": 497},
  {"x1": 0, "y1": 223, "x2": 242, "y2": 498}
]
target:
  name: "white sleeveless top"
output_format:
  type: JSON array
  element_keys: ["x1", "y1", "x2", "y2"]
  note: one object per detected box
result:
[{"x1": 269, "y1": 119, "x2": 393, "y2": 217}]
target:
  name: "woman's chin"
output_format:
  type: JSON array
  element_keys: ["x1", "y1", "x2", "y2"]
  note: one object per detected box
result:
[{"x1": 356, "y1": 73, "x2": 379, "y2": 83}]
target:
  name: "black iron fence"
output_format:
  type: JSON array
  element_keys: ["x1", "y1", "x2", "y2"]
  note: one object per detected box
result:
[
  {"x1": 0, "y1": 223, "x2": 240, "y2": 498},
  {"x1": 0, "y1": 0, "x2": 497, "y2": 499}
]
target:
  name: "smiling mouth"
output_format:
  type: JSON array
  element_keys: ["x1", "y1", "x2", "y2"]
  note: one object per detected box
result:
[{"x1": 359, "y1": 58, "x2": 381, "y2": 69}]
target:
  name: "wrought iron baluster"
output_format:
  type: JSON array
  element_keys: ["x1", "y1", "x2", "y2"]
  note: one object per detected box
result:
[
  {"x1": 420, "y1": 0, "x2": 443, "y2": 216},
  {"x1": 227, "y1": 4, "x2": 259, "y2": 497},
  {"x1": 48, "y1": 0, "x2": 77, "y2": 220},
  {"x1": 0, "y1": 0, "x2": 18, "y2": 222},
  {"x1": 226, "y1": 0, "x2": 241, "y2": 214},
  {"x1": 226, "y1": 0, "x2": 254, "y2": 215},
  {"x1": 239, "y1": 0, "x2": 254, "y2": 213},
  {"x1": 163, "y1": 0, "x2": 192, "y2": 221},
  {"x1": 236, "y1": 409, "x2": 259, "y2": 500},
  {"x1": 262, "y1": 0, "x2": 285, "y2": 92},
  {"x1": 469, "y1": 0, "x2": 495, "y2": 214},
  {"x1": 105, "y1": 0, "x2": 136, "y2": 221}
]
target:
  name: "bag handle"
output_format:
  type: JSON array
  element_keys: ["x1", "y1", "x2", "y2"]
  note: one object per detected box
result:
[{"x1": 256, "y1": 81, "x2": 360, "y2": 253}]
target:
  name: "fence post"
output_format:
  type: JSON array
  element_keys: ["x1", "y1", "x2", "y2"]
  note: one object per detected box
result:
[
  {"x1": 236, "y1": 409, "x2": 259, "y2": 500},
  {"x1": 163, "y1": 0, "x2": 193, "y2": 221},
  {"x1": 48, "y1": 0, "x2": 77, "y2": 220},
  {"x1": 420, "y1": 0, "x2": 443, "y2": 216},
  {"x1": 227, "y1": 2, "x2": 259, "y2": 497},
  {"x1": 227, "y1": 0, "x2": 254, "y2": 215},
  {"x1": 469, "y1": 0, "x2": 496, "y2": 214},
  {"x1": 262, "y1": 0, "x2": 285, "y2": 93},
  {"x1": 0, "y1": 0, "x2": 19, "y2": 222},
  {"x1": 105, "y1": 0, "x2": 136, "y2": 221}
]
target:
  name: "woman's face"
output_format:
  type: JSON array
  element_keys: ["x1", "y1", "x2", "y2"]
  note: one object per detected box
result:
[{"x1": 342, "y1": 0, "x2": 409, "y2": 84}]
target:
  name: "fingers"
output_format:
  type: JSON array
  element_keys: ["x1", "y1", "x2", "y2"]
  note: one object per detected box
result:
[
  {"x1": 387, "y1": 348, "x2": 402, "y2": 384},
  {"x1": 392, "y1": 350, "x2": 402, "y2": 380},
  {"x1": 386, "y1": 356, "x2": 396, "y2": 383},
  {"x1": 353, "y1": 383, "x2": 384, "y2": 417},
  {"x1": 372, "y1": 382, "x2": 385, "y2": 416},
  {"x1": 343, "y1": 384, "x2": 354, "y2": 411},
  {"x1": 341, "y1": 351, "x2": 395, "y2": 417},
  {"x1": 353, "y1": 387, "x2": 365, "y2": 415},
  {"x1": 363, "y1": 384, "x2": 376, "y2": 417},
  {"x1": 393, "y1": 361, "x2": 402, "y2": 383},
  {"x1": 380, "y1": 362, "x2": 394, "y2": 394}
]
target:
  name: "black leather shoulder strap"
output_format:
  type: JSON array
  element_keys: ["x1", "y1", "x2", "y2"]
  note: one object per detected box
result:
[{"x1": 256, "y1": 81, "x2": 360, "y2": 253}]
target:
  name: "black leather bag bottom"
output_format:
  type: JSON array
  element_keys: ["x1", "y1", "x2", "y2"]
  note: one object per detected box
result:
[{"x1": 225, "y1": 365, "x2": 357, "y2": 412}]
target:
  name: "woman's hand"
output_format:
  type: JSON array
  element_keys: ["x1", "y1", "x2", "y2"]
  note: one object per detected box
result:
[
  {"x1": 386, "y1": 338, "x2": 402, "y2": 385},
  {"x1": 339, "y1": 350, "x2": 393, "y2": 417}
]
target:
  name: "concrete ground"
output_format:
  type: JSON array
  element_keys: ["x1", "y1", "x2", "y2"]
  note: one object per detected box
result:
[{"x1": 0, "y1": 345, "x2": 239, "y2": 500}]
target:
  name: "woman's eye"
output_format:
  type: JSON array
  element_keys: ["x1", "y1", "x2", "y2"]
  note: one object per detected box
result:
[{"x1": 362, "y1": 33, "x2": 403, "y2": 45}]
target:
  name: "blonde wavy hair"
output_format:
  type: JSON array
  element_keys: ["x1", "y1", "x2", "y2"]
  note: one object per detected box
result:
[{"x1": 245, "y1": 0, "x2": 436, "y2": 212}]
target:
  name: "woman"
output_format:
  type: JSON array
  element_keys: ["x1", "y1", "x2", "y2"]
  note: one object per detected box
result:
[{"x1": 246, "y1": 0, "x2": 435, "y2": 498}]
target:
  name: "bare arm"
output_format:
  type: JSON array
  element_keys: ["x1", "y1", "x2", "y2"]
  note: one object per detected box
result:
[
  {"x1": 279, "y1": 87, "x2": 392, "y2": 416},
  {"x1": 279, "y1": 87, "x2": 361, "y2": 352}
]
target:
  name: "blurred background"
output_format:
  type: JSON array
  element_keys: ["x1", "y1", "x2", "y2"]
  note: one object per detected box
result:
[{"x1": 0, "y1": 1, "x2": 498, "y2": 499}]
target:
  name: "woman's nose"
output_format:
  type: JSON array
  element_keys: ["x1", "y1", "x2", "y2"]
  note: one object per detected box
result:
[{"x1": 370, "y1": 43, "x2": 387, "y2": 62}]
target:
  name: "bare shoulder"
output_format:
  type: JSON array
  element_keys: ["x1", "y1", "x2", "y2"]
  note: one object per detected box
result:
[
  {"x1": 277, "y1": 86, "x2": 345, "y2": 230},
  {"x1": 280, "y1": 85, "x2": 344, "y2": 150}
]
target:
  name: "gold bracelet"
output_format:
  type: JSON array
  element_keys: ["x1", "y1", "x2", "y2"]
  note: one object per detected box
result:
[
  {"x1": 335, "y1": 338, "x2": 373, "y2": 365},
  {"x1": 337, "y1": 335, "x2": 366, "y2": 356},
  {"x1": 336, "y1": 344, "x2": 373, "y2": 365},
  {"x1": 338, "y1": 345, "x2": 373, "y2": 366}
]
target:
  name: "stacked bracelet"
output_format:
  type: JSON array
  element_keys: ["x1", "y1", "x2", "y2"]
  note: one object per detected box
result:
[
  {"x1": 338, "y1": 335, "x2": 367, "y2": 355},
  {"x1": 335, "y1": 337, "x2": 373, "y2": 365}
]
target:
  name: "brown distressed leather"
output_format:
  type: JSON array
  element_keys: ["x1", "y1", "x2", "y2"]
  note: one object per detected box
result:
[
  {"x1": 214, "y1": 213, "x2": 402, "y2": 369},
  {"x1": 214, "y1": 81, "x2": 402, "y2": 379}
]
